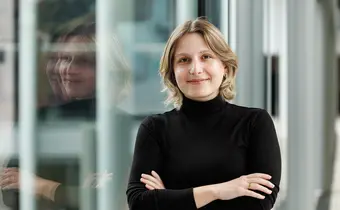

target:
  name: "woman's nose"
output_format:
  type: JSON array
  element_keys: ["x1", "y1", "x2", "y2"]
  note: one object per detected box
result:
[{"x1": 189, "y1": 59, "x2": 204, "y2": 75}]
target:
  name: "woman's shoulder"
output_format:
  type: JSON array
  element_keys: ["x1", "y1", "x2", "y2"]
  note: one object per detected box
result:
[
  {"x1": 139, "y1": 109, "x2": 178, "y2": 131},
  {"x1": 227, "y1": 103, "x2": 272, "y2": 123}
]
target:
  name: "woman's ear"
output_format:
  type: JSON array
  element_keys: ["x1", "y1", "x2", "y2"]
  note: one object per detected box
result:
[{"x1": 224, "y1": 65, "x2": 229, "y2": 75}]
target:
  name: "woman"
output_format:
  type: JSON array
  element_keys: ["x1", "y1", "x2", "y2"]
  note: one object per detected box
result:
[
  {"x1": 1, "y1": 22, "x2": 131, "y2": 210},
  {"x1": 126, "y1": 17, "x2": 281, "y2": 210}
]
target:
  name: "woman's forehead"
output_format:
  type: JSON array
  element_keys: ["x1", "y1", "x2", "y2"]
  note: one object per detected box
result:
[
  {"x1": 174, "y1": 33, "x2": 211, "y2": 55},
  {"x1": 52, "y1": 35, "x2": 93, "y2": 53}
]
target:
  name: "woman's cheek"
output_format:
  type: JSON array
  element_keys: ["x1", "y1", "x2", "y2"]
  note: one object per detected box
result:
[{"x1": 174, "y1": 66, "x2": 186, "y2": 75}]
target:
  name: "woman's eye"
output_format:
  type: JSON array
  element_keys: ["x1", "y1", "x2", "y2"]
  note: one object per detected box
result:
[
  {"x1": 202, "y1": 55, "x2": 212, "y2": 60},
  {"x1": 178, "y1": 58, "x2": 189, "y2": 63},
  {"x1": 60, "y1": 56, "x2": 73, "y2": 63}
]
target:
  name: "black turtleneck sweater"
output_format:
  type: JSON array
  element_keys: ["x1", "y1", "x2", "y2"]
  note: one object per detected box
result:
[{"x1": 126, "y1": 95, "x2": 281, "y2": 210}]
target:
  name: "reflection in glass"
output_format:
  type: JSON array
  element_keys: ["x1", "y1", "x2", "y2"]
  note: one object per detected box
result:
[{"x1": 1, "y1": 21, "x2": 132, "y2": 210}]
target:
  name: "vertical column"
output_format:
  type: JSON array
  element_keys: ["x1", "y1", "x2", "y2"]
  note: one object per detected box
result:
[
  {"x1": 316, "y1": 1, "x2": 338, "y2": 209},
  {"x1": 96, "y1": 0, "x2": 117, "y2": 210},
  {"x1": 277, "y1": 0, "x2": 289, "y2": 207},
  {"x1": 176, "y1": 0, "x2": 197, "y2": 25},
  {"x1": 18, "y1": 1, "x2": 37, "y2": 210},
  {"x1": 220, "y1": 0, "x2": 229, "y2": 43},
  {"x1": 264, "y1": 0, "x2": 272, "y2": 114},
  {"x1": 285, "y1": 0, "x2": 322, "y2": 209},
  {"x1": 80, "y1": 125, "x2": 96, "y2": 210},
  {"x1": 233, "y1": 0, "x2": 265, "y2": 108},
  {"x1": 228, "y1": 0, "x2": 237, "y2": 52},
  {"x1": 279, "y1": 0, "x2": 288, "y2": 144}
]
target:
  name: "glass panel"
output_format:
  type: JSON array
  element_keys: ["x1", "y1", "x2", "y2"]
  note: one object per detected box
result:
[{"x1": 1, "y1": 0, "x2": 178, "y2": 210}]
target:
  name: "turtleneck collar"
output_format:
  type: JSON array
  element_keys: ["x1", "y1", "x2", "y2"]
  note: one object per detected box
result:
[{"x1": 180, "y1": 94, "x2": 226, "y2": 117}]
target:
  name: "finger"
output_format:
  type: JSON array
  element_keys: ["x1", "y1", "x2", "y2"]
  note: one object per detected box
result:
[
  {"x1": 151, "y1": 171, "x2": 163, "y2": 183},
  {"x1": 2, "y1": 183, "x2": 19, "y2": 190},
  {"x1": 1, "y1": 174, "x2": 19, "y2": 183},
  {"x1": 4, "y1": 168, "x2": 19, "y2": 172},
  {"x1": 140, "y1": 178, "x2": 162, "y2": 189},
  {"x1": 244, "y1": 189, "x2": 265, "y2": 199},
  {"x1": 247, "y1": 173, "x2": 271, "y2": 180},
  {"x1": 145, "y1": 184, "x2": 155, "y2": 190},
  {"x1": 141, "y1": 174, "x2": 163, "y2": 188},
  {"x1": 1, "y1": 172, "x2": 18, "y2": 180},
  {"x1": 0, "y1": 177, "x2": 17, "y2": 186},
  {"x1": 248, "y1": 183, "x2": 272, "y2": 194},
  {"x1": 248, "y1": 178, "x2": 275, "y2": 189}
]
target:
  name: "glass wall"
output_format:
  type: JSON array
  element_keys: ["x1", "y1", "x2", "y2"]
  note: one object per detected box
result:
[
  {"x1": 0, "y1": 0, "x2": 180, "y2": 209},
  {"x1": 0, "y1": 0, "x2": 339, "y2": 210}
]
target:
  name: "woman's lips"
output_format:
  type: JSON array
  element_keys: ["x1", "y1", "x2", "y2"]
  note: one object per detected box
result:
[
  {"x1": 187, "y1": 78, "x2": 210, "y2": 84},
  {"x1": 62, "y1": 78, "x2": 83, "y2": 83}
]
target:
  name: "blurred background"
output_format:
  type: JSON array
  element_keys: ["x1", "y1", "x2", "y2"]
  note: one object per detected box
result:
[{"x1": 0, "y1": 0, "x2": 339, "y2": 209}]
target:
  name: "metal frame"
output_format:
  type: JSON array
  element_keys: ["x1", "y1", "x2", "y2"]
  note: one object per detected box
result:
[
  {"x1": 18, "y1": 1, "x2": 37, "y2": 210},
  {"x1": 96, "y1": 0, "x2": 117, "y2": 209}
]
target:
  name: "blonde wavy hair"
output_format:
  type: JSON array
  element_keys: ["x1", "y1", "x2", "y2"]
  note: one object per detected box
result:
[
  {"x1": 159, "y1": 17, "x2": 238, "y2": 109},
  {"x1": 58, "y1": 22, "x2": 131, "y2": 103}
]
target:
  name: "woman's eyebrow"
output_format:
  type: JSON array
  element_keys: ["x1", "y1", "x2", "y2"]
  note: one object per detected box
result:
[
  {"x1": 174, "y1": 52, "x2": 189, "y2": 57},
  {"x1": 199, "y1": 50, "x2": 212, "y2": 54},
  {"x1": 175, "y1": 49, "x2": 212, "y2": 57}
]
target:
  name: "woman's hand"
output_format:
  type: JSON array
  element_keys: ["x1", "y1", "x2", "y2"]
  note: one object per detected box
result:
[
  {"x1": 213, "y1": 173, "x2": 274, "y2": 200},
  {"x1": 0, "y1": 168, "x2": 35, "y2": 191},
  {"x1": 0, "y1": 167, "x2": 60, "y2": 199},
  {"x1": 140, "y1": 170, "x2": 165, "y2": 190}
]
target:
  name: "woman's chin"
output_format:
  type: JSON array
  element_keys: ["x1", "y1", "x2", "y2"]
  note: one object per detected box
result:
[{"x1": 185, "y1": 91, "x2": 218, "y2": 101}]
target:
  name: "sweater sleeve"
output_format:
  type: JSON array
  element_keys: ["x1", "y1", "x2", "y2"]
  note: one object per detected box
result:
[
  {"x1": 53, "y1": 184, "x2": 79, "y2": 209},
  {"x1": 247, "y1": 110, "x2": 282, "y2": 210},
  {"x1": 126, "y1": 116, "x2": 197, "y2": 210}
]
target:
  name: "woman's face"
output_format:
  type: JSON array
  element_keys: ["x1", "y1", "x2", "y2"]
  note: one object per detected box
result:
[
  {"x1": 173, "y1": 33, "x2": 225, "y2": 101},
  {"x1": 46, "y1": 50, "x2": 69, "y2": 102},
  {"x1": 57, "y1": 36, "x2": 96, "y2": 100}
]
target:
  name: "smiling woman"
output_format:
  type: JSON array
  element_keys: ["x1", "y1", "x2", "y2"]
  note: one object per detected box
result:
[
  {"x1": 172, "y1": 33, "x2": 226, "y2": 102},
  {"x1": 160, "y1": 17, "x2": 237, "y2": 108},
  {"x1": 126, "y1": 17, "x2": 282, "y2": 210}
]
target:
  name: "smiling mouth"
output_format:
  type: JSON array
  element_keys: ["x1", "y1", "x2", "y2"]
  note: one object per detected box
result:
[
  {"x1": 62, "y1": 79, "x2": 83, "y2": 83},
  {"x1": 187, "y1": 78, "x2": 210, "y2": 83}
]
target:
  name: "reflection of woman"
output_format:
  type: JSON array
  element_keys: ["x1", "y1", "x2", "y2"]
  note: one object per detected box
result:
[
  {"x1": 1, "y1": 22, "x2": 131, "y2": 210},
  {"x1": 46, "y1": 25, "x2": 96, "y2": 102},
  {"x1": 38, "y1": 22, "x2": 130, "y2": 120},
  {"x1": 39, "y1": 23, "x2": 98, "y2": 120},
  {"x1": 126, "y1": 18, "x2": 281, "y2": 210}
]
